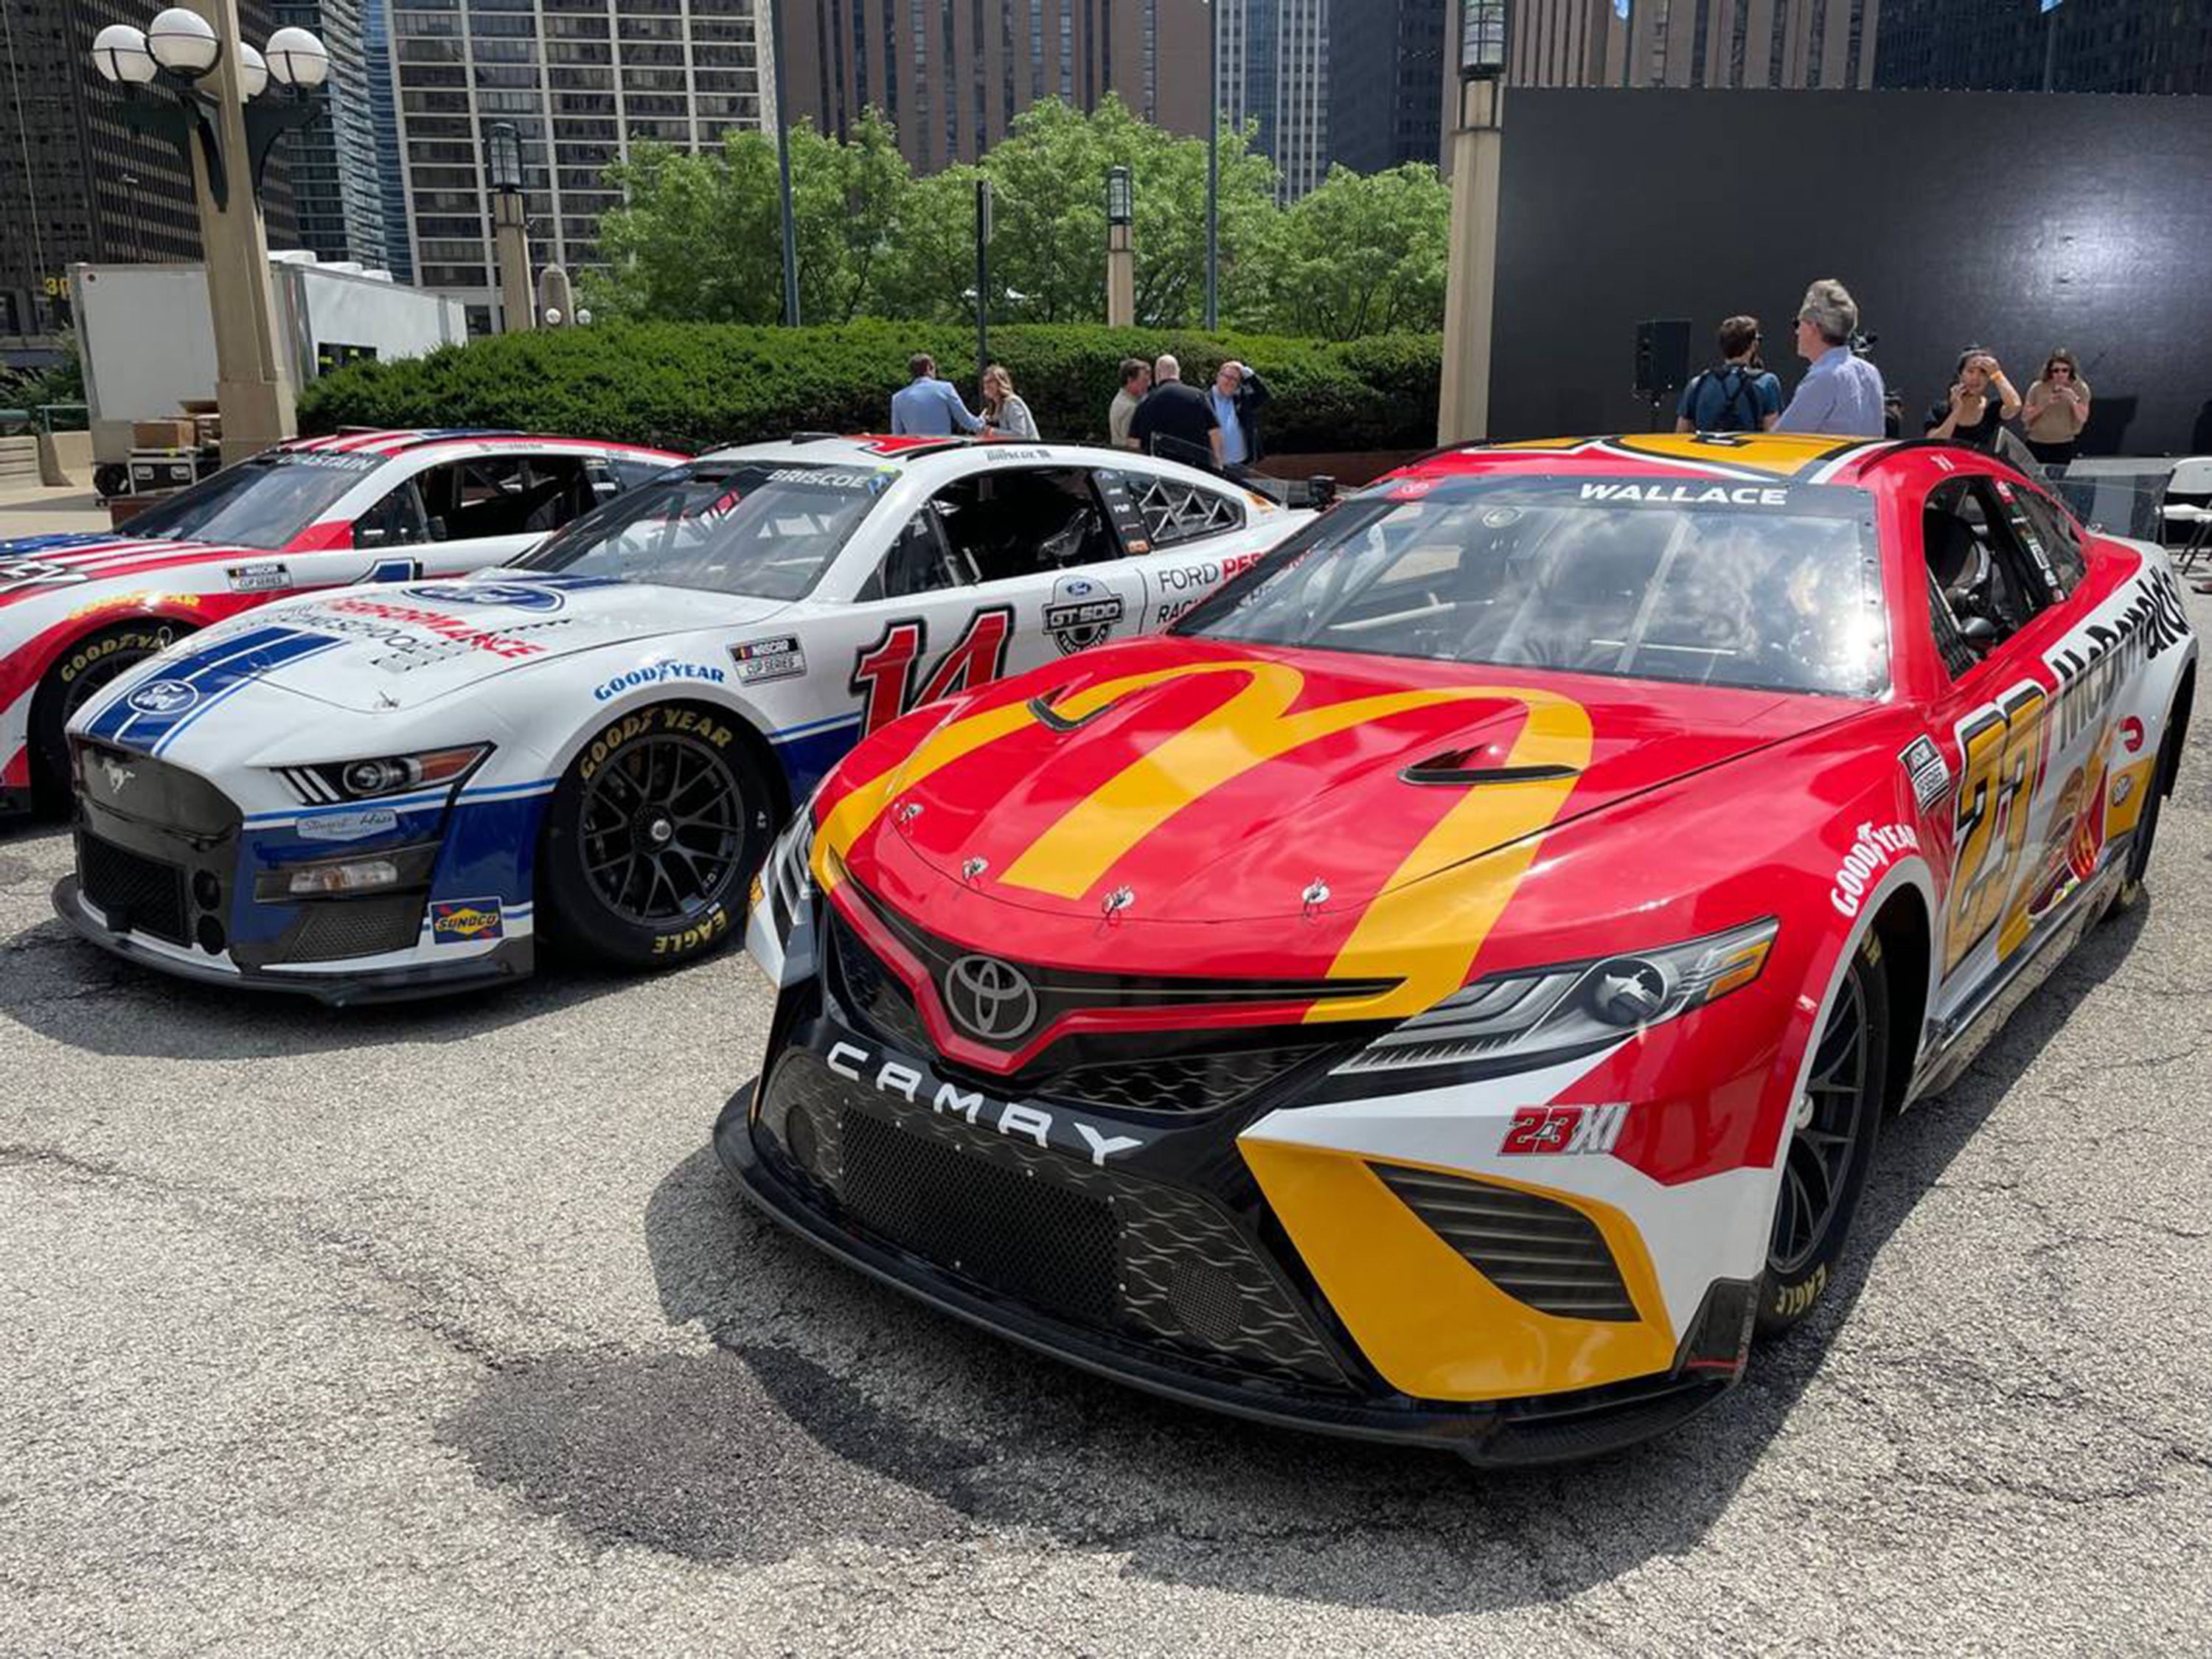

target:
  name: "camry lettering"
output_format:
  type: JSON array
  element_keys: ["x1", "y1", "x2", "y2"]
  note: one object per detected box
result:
[{"x1": 821, "y1": 1038, "x2": 1149, "y2": 1165}]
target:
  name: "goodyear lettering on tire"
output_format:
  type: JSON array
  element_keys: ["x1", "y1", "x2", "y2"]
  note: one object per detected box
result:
[
  {"x1": 651, "y1": 902, "x2": 731, "y2": 959},
  {"x1": 577, "y1": 706, "x2": 737, "y2": 782},
  {"x1": 58, "y1": 625, "x2": 175, "y2": 686}
]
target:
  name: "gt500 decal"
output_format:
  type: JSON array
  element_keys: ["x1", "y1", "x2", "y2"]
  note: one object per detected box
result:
[
  {"x1": 823, "y1": 1037, "x2": 1148, "y2": 1166},
  {"x1": 1500, "y1": 1103, "x2": 1627, "y2": 1156}
]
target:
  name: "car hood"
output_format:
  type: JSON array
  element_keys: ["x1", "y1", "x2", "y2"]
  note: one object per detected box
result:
[
  {"x1": 198, "y1": 574, "x2": 793, "y2": 712},
  {"x1": 839, "y1": 636, "x2": 1867, "y2": 942},
  {"x1": 0, "y1": 531, "x2": 244, "y2": 608}
]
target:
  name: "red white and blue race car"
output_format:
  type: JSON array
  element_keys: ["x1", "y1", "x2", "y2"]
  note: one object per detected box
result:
[
  {"x1": 54, "y1": 437, "x2": 1309, "y2": 1001},
  {"x1": 725, "y1": 431, "x2": 2195, "y2": 1463},
  {"x1": 0, "y1": 428, "x2": 681, "y2": 814}
]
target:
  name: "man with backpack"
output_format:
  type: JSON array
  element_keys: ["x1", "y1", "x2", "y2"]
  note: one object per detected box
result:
[{"x1": 1675, "y1": 316, "x2": 1783, "y2": 434}]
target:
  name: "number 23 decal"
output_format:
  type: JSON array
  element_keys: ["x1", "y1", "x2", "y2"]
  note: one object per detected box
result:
[
  {"x1": 1944, "y1": 681, "x2": 2050, "y2": 973},
  {"x1": 850, "y1": 607, "x2": 1014, "y2": 737}
]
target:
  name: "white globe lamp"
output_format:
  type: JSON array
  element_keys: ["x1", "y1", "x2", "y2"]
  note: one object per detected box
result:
[
  {"x1": 235, "y1": 41, "x2": 269, "y2": 100},
  {"x1": 146, "y1": 7, "x2": 221, "y2": 77},
  {"x1": 263, "y1": 27, "x2": 330, "y2": 89},
  {"x1": 91, "y1": 24, "x2": 159, "y2": 85}
]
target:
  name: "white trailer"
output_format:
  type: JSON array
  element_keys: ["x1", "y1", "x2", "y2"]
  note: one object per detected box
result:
[{"x1": 71, "y1": 254, "x2": 468, "y2": 470}]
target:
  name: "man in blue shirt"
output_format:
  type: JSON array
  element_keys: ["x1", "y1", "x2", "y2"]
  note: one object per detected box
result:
[
  {"x1": 1774, "y1": 279, "x2": 1888, "y2": 438},
  {"x1": 1206, "y1": 360, "x2": 1270, "y2": 470},
  {"x1": 888, "y1": 353, "x2": 984, "y2": 437}
]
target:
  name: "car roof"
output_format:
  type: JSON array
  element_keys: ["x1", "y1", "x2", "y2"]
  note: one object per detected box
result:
[
  {"x1": 1404, "y1": 433, "x2": 1907, "y2": 488},
  {"x1": 276, "y1": 430, "x2": 681, "y2": 462},
  {"x1": 690, "y1": 433, "x2": 1253, "y2": 493}
]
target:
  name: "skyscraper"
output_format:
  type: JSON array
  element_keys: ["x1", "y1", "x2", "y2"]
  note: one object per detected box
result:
[
  {"x1": 0, "y1": 0, "x2": 298, "y2": 345},
  {"x1": 387, "y1": 0, "x2": 775, "y2": 328},
  {"x1": 1500, "y1": 0, "x2": 1881, "y2": 91},
  {"x1": 1877, "y1": 0, "x2": 2212, "y2": 94},
  {"x1": 275, "y1": 0, "x2": 390, "y2": 266},
  {"x1": 777, "y1": 0, "x2": 1212, "y2": 173},
  {"x1": 361, "y1": 0, "x2": 413, "y2": 281},
  {"x1": 1214, "y1": 0, "x2": 1330, "y2": 199},
  {"x1": 1327, "y1": 0, "x2": 1444, "y2": 174}
]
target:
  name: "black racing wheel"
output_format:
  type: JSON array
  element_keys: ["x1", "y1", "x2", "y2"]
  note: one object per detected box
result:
[
  {"x1": 539, "y1": 706, "x2": 773, "y2": 970},
  {"x1": 28, "y1": 620, "x2": 193, "y2": 812},
  {"x1": 1759, "y1": 934, "x2": 1889, "y2": 1337}
]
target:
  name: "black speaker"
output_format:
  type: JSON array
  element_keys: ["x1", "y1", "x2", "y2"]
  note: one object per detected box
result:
[{"x1": 1634, "y1": 319, "x2": 1693, "y2": 395}]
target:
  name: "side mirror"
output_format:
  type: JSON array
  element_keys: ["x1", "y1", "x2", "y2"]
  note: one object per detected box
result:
[{"x1": 1960, "y1": 615, "x2": 1999, "y2": 652}]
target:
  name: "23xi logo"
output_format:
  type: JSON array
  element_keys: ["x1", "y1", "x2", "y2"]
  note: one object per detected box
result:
[{"x1": 1500, "y1": 1103, "x2": 1628, "y2": 1156}]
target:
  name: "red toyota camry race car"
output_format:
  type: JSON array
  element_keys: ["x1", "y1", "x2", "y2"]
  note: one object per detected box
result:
[{"x1": 720, "y1": 432, "x2": 2195, "y2": 1462}]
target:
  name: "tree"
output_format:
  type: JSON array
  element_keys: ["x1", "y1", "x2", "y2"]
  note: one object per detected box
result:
[{"x1": 1239, "y1": 163, "x2": 1451, "y2": 337}]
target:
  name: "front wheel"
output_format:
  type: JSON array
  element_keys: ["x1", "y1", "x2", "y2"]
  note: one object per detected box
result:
[
  {"x1": 1759, "y1": 936, "x2": 1889, "y2": 1338},
  {"x1": 2115, "y1": 714, "x2": 2182, "y2": 909},
  {"x1": 539, "y1": 706, "x2": 774, "y2": 971},
  {"x1": 29, "y1": 621, "x2": 192, "y2": 811}
]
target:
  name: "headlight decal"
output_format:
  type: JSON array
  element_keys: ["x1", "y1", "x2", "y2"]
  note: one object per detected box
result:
[
  {"x1": 278, "y1": 744, "x2": 492, "y2": 806},
  {"x1": 1332, "y1": 917, "x2": 1779, "y2": 1081}
]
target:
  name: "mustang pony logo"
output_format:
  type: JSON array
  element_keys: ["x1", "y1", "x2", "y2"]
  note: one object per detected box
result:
[{"x1": 817, "y1": 659, "x2": 1593, "y2": 1021}]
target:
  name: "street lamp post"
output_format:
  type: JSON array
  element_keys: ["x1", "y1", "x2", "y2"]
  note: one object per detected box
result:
[
  {"x1": 768, "y1": 0, "x2": 801, "y2": 327},
  {"x1": 1105, "y1": 165, "x2": 1135, "y2": 329},
  {"x1": 88, "y1": 3, "x2": 327, "y2": 464},
  {"x1": 485, "y1": 121, "x2": 535, "y2": 334},
  {"x1": 1436, "y1": 0, "x2": 1509, "y2": 447},
  {"x1": 1205, "y1": 1, "x2": 1219, "y2": 331}
]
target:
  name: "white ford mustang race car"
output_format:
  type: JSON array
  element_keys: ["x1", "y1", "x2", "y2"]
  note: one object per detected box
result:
[
  {"x1": 55, "y1": 435, "x2": 1312, "y2": 1002},
  {"x1": 0, "y1": 428, "x2": 682, "y2": 815}
]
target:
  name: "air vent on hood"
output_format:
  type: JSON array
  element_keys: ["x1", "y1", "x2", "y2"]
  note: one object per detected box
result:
[{"x1": 1400, "y1": 747, "x2": 1582, "y2": 787}]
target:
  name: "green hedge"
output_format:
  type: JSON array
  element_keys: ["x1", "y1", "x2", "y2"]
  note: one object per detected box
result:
[{"x1": 297, "y1": 320, "x2": 1441, "y2": 456}]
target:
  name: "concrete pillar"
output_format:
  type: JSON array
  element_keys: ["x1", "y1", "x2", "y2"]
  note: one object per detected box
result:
[
  {"x1": 1106, "y1": 223, "x2": 1135, "y2": 329},
  {"x1": 190, "y1": 0, "x2": 296, "y2": 465},
  {"x1": 493, "y1": 189, "x2": 535, "y2": 334},
  {"x1": 1436, "y1": 78, "x2": 1503, "y2": 448}
]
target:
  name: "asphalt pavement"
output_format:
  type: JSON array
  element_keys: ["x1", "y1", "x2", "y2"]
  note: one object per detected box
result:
[{"x1": 4, "y1": 606, "x2": 2211, "y2": 1656}]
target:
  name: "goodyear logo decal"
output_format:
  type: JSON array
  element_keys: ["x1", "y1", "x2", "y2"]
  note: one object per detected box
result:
[{"x1": 431, "y1": 897, "x2": 505, "y2": 944}]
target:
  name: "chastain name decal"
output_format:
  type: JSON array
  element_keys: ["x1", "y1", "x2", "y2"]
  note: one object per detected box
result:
[{"x1": 1831, "y1": 821, "x2": 1920, "y2": 918}]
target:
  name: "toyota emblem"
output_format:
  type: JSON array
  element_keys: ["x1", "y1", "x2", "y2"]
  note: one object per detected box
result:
[{"x1": 945, "y1": 953, "x2": 1039, "y2": 1043}]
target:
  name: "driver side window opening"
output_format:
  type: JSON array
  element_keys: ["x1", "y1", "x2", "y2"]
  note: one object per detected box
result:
[
  {"x1": 926, "y1": 467, "x2": 1121, "y2": 584},
  {"x1": 410, "y1": 453, "x2": 597, "y2": 543},
  {"x1": 353, "y1": 476, "x2": 431, "y2": 549},
  {"x1": 1922, "y1": 476, "x2": 2056, "y2": 676}
]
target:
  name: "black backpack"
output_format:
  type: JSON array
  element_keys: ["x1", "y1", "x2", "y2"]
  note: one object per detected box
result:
[{"x1": 1688, "y1": 364, "x2": 1764, "y2": 433}]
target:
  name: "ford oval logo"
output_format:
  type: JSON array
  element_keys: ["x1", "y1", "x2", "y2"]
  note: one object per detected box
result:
[
  {"x1": 404, "y1": 582, "x2": 565, "y2": 612},
  {"x1": 944, "y1": 954, "x2": 1039, "y2": 1043},
  {"x1": 125, "y1": 680, "x2": 198, "y2": 715}
]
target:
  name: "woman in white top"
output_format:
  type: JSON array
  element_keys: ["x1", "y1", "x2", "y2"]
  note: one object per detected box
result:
[{"x1": 981, "y1": 364, "x2": 1038, "y2": 440}]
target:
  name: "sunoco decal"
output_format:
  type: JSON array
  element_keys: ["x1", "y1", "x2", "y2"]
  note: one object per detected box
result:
[{"x1": 431, "y1": 897, "x2": 505, "y2": 943}]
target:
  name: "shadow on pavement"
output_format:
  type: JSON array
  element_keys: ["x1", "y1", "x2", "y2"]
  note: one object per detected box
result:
[{"x1": 437, "y1": 900, "x2": 2147, "y2": 1608}]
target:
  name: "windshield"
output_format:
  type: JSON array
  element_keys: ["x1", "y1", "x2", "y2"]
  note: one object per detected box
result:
[
  {"x1": 1178, "y1": 476, "x2": 1888, "y2": 697},
  {"x1": 512, "y1": 459, "x2": 894, "y2": 600},
  {"x1": 122, "y1": 450, "x2": 385, "y2": 550}
]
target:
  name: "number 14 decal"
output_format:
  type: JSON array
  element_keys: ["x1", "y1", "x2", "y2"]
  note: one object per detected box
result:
[{"x1": 850, "y1": 607, "x2": 1015, "y2": 737}]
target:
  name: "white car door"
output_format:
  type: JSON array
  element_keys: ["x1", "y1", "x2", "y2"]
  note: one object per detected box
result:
[{"x1": 347, "y1": 448, "x2": 610, "y2": 580}]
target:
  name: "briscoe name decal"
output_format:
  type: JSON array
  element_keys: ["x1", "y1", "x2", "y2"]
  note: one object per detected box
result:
[
  {"x1": 593, "y1": 661, "x2": 728, "y2": 701},
  {"x1": 1831, "y1": 821, "x2": 1919, "y2": 918},
  {"x1": 823, "y1": 1039, "x2": 1150, "y2": 1167},
  {"x1": 1500, "y1": 1103, "x2": 1627, "y2": 1156}
]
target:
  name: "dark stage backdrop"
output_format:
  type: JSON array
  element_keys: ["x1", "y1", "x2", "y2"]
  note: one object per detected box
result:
[{"x1": 1489, "y1": 89, "x2": 2212, "y2": 457}]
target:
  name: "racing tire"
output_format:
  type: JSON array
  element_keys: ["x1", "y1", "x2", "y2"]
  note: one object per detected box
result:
[
  {"x1": 2114, "y1": 716, "x2": 2181, "y2": 911},
  {"x1": 27, "y1": 620, "x2": 194, "y2": 812},
  {"x1": 539, "y1": 704, "x2": 774, "y2": 972},
  {"x1": 1757, "y1": 936, "x2": 1889, "y2": 1338}
]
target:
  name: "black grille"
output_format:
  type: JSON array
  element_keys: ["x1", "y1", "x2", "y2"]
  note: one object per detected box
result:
[
  {"x1": 762, "y1": 1051, "x2": 1348, "y2": 1385},
  {"x1": 281, "y1": 897, "x2": 426, "y2": 963},
  {"x1": 1372, "y1": 1163, "x2": 1638, "y2": 1322},
  {"x1": 1045, "y1": 1046, "x2": 1329, "y2": 1116},
  {"x1": 77, "y1": 833, "x2": 189, "y2": 946},
  {"x1": 829, "y1": 911, "x2": 932, "y2": 1054},
  {"x1": 840, "y1": 1109, "x2": 1121, "y2": 1326}
]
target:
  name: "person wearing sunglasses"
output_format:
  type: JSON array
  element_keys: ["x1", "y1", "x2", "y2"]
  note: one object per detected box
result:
[{"x1": 2023, "y1": 349, "x2": 2093, "y2": 468}]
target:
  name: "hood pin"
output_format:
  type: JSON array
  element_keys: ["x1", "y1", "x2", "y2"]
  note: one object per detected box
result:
[
  {"x1": 1101, "y1": 885, "x2": 1135, "y2": 921},
  {"x1": 961, "y1": 856, "x2": 989, "y2": 884},
  {"x1": 896, "y1": 801, "x2": 922, "y2": 825},
  {"x1": 1301, "y1": 878, "x2": 1331, "y2": 919}
]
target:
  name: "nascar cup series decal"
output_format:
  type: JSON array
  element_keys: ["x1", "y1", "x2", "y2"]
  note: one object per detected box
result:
[{"x1": 431, "y1": 898, "x2": 505, "y2": 944}]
